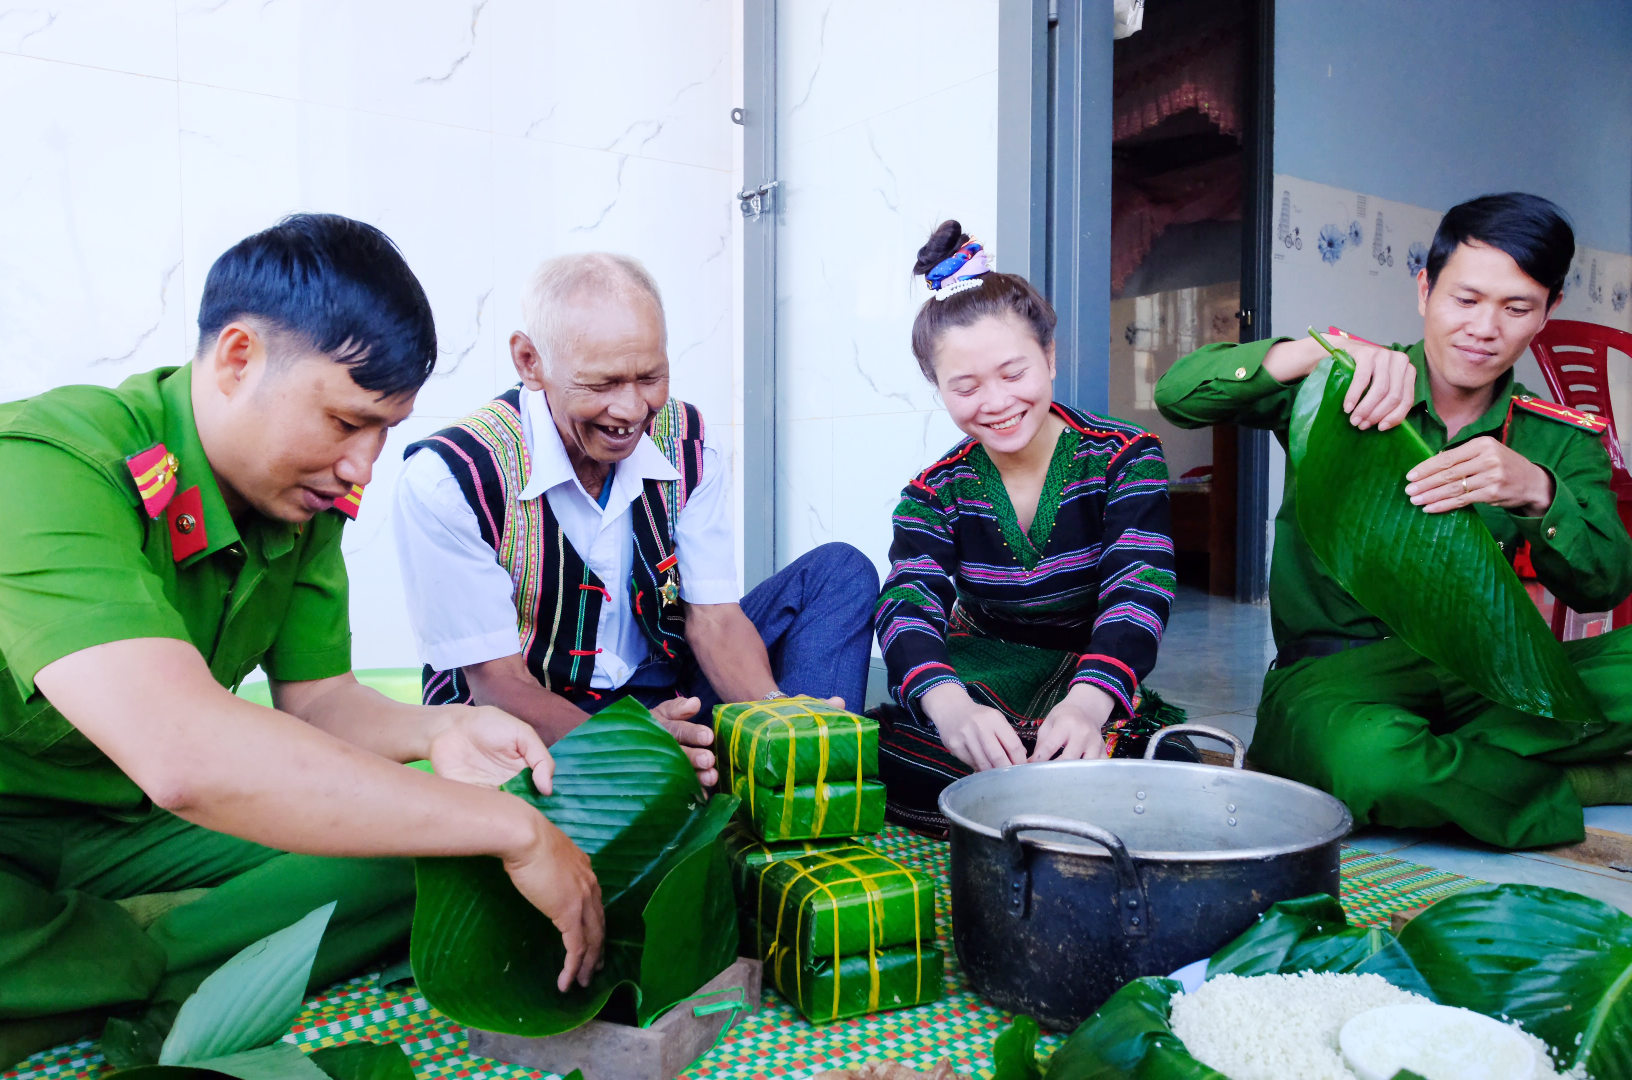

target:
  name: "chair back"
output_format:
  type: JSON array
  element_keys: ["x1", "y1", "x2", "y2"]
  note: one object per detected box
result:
[
  {"x1": 1528, "y1": 320, "x2": 1630, "y2": 489},
  {"x1": 1527, "y1": 319, "x2": 1632, "y2": 637}
]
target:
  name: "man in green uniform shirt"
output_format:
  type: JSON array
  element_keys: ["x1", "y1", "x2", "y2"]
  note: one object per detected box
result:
[
  {"x1": 1156, "y1": 192, "x2": 1632, "y2": 850},
  {"x1": 0, "y1": 215, "x2": 604, "y2": 1066}
]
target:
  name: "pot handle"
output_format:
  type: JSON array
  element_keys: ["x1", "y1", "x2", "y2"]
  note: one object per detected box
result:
[
  {"x1": 1143, "y1": 724, "x2": 1247, "y2": 769},
  {"x1": 1000, "y1": 815, "x2": 1148, "y2": 937}
]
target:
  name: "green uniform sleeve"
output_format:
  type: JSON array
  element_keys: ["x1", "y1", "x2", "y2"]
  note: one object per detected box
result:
[
  {"x1": 0, "y1": 439, "x2": 191, "y2": 698},
  {"x1": 1513, "y1": 438, "x2": 1632, "y2": 613},
  {"x1": 262, "y1": 514, "x2": 352, "y2": 682},
  {"x1": 1154, "y1": 337, "x2": 1298, "y2": 432}
]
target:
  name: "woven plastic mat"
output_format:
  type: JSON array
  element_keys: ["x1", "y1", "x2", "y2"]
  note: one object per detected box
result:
[{"x1": 5, "y1": 828, "x2": 1479, "y2": 1080}]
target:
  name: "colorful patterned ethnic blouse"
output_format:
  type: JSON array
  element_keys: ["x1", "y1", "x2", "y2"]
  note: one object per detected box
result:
[{"x1": 875, "y1": 403, "x2": 1175, "y2": 729}]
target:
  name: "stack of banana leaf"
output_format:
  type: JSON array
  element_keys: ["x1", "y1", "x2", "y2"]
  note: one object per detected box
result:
[
  {"x1": 722, "y1": 823, "x2": 944, "y2": 1023},
  {"x1": 715, "y1": 696, "x2": 887, "y2": 841},
  {"x1": 995, "y1": 884, "x2": 1631, "y2": 1080}
]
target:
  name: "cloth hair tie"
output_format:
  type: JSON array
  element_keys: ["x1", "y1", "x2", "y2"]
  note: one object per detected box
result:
[{"x1": 924, "y1": 239, "x2": 992, "y2": 300}]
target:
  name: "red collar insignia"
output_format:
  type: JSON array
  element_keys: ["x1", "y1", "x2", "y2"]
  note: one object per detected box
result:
[
  {"x1": 331, "y1": 484, "x2": 365, "y2": 519},
  {"x1": 166, "y1": 486, "x2": 207, "y2": 561},
  {"x1": 126, "y1": 444, "x2": 180, "y2": 518},
  {"x1": 1512, "y1": 394, "x2": 1610, "y2": 434}
]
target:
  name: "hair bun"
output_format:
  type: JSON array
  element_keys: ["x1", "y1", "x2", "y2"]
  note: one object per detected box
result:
[{"x1": 914, "y1": 220, "x2": 970, "y2": 276}]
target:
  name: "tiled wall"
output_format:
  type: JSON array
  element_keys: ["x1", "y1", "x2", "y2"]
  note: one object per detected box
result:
[
  {"x1": 0, "y1": 0, "x2": 740, "y2": 670},
  {"x1": 772, "y1": 0, "x2": 999, "y2": 581}
]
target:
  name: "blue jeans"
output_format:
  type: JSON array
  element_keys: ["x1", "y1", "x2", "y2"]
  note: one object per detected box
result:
[{"x1": 590, "y1": 542, "x2": 879, "y2": 714}]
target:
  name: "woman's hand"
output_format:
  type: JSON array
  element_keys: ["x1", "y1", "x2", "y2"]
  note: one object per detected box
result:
[
  {"x1": 921, "y1": 683, "x2": 1026, "y2": 771},
  {"x1": 427, "y1": 704, "x2": 556, "y2": 793},
  {"x1": 1031, "y1": 684, "x2": 1114, "y2": 763}
]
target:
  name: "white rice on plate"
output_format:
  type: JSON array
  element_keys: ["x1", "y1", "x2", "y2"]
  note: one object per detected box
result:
[{"x1": 1167, "y1": 972, "x2": 1583, "y2": 1080}]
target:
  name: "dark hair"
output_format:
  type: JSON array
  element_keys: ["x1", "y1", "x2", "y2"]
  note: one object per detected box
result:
[
  {"x1": 1425, "y1": 193, "x2": 1575, "y2": 307},
  {"x1": 197, "y1": 213, "x2": 438, "y2": 397},
  {"x1": 910, "y1": 219, "x2": 1057, "y2": 383}
]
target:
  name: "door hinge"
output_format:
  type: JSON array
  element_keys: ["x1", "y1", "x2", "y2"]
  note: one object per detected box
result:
[{"x1": 737, "y1": 180, "x2": 779, "y2": 220}]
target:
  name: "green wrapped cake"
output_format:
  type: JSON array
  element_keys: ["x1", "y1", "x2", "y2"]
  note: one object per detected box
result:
[
  {"x1": 714, "y1": 696, "x2": 885, "y2": 841},
  {"x1": 726, "y1": 836, "x2": 943, "y2": 1022}
]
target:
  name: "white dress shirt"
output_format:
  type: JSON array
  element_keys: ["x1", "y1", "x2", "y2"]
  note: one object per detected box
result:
[{"x1": 393, "y1": 388, "x2": 738, "y2": 689}]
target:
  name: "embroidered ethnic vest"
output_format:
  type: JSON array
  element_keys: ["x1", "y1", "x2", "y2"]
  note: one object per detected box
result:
[{"x1": 405, "y1": 386, "x2": 705, "y2": 706}]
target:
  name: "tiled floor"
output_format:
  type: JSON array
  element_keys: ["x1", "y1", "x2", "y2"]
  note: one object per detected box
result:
[{"x1": 1154, "y1": 585, "x2": 1632, "y2": 915}]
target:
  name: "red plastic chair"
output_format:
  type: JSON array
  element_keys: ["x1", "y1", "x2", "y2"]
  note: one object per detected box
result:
[{"x1": 1527, "y1": 320, "x2": 1632, "y2": 635}]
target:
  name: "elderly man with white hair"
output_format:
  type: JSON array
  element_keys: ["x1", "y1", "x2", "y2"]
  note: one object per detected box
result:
[{"x1": 392, "y1": 253, "x2": 877, "y2": 780}]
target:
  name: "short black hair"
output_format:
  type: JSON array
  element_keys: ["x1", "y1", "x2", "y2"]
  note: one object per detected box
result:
[
  {"x1": 197, "y1": 213, "x2": 437, "y2": 397},
  {"x1": 1425, "y1": 193, "x2": 1575, "y2": 307}
]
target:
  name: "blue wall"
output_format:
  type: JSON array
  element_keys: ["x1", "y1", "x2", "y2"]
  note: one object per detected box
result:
[{"x1": 1275, "y1": 0, "x2": 1632, "y2": 255}]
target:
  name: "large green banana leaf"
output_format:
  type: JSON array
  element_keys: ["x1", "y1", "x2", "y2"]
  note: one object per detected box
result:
[
  {"x1": 1395, "y1": 883, "x2": 1632, "y2": 1080},
  {"x1": 1290, "y1": 337, "x2": 1603, "y2": 723},
  {"x1": 1038, "y1": 886, "x2": 1632, "y2": 1080},
  {"x1": 411, "y1": 699, "x2": 741, "y2": 1036}
]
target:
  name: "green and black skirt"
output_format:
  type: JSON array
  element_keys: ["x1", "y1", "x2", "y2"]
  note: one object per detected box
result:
[{"x1": 873, "y1": 629, "x2": 1192, "y2": 836}]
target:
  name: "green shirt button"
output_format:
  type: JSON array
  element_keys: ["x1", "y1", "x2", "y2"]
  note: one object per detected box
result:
[{"x1": 1235, "y1": 367, "x2": 1248, "y2": 379}]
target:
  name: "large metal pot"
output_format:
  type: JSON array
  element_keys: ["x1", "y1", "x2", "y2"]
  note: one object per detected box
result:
[{"x1": 938, "y1": 725, "x2": 1352, "y2": 1031}]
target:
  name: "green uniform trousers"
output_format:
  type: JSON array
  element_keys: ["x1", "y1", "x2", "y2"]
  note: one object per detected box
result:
[
  {"x1": 1251, "y1": 626, "x2": 1632, "y2": 850},
  {"x1": 0, "y1": 798, "x2": 414, "y2": 1060}
]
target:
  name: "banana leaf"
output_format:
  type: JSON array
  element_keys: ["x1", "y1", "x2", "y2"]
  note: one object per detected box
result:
[
  {"x1": 1206, "y1": 893, "x2": 1435, "y2": 1000},
  {"x1": 1039, "y1": 887, "x2": 1632, "y2": 1080},
  {"x1": 991, "y1": 1016, "x2": 1044, "y2": 1080},
  {"x1": 1040, "y1": 978, "x2": 1227, "y2": 1080},
  {"x1": 411, "y1": 699, "x2": 741, "y2": 1036},
  {"x1": 306, "y1": 1041, "x2": 417, "y2": 1080},
  {"x1": 1289, "y1": 334, "x2": 1603, "y2": 723},
  {"x1": 1395, "y1": 883, "x2": 1632, "y2": 1080}
]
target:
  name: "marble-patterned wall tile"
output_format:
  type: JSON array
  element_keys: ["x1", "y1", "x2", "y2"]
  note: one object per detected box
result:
[
  {"x1": 176, "y1": 0, "x2": 494, "y2": 132},
  {"x1": 775, "y1": 416, "x2": 835, "y2": 567},
  {"x1": 344, "y1": 413, "x2": 448, "y2": 670},
  {"x1": 774, "y1": 0, "x2": 999, "y2": 581},
  {"x1": 177, "y1": 82, "x2": 501, "y2": 419},
  {"x1": 778, "y1": 81, "x2": 998, "y2": 425},
  {"x1": 4, "y1": 1, "x2": 739, "y2": 668},
  {"x1": 1, "y1": 0, "x2": 176, "y2": 79},
  {"x1": 489, "y1": 0, "x2": 732, "y2": 173},
  {"x1": 777, "y1": 0, "x2": 999, "y2": 151},
  {"x1": 0, "y1": 54, "x2": 185, "y2": 401},
  {"x1": 830, "y1": 409, "x2": 964, "y2": 580}
]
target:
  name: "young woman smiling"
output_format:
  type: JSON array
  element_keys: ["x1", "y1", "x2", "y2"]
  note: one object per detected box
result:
[{"x1": 874, "y1": 220, "x2": 1187, "y2": 832}]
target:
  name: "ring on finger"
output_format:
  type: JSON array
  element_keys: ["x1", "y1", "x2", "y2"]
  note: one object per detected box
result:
[{"x1": 1460, "y1": 475, "x2": 1470, "y2": 494}]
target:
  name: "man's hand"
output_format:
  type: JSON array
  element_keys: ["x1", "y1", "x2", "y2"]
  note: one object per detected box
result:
[
  {"x1": 502, "y1": 814, "x2": 605, "y2": 991},
  {"x1": 922, "y1": 684, "x2": 1026, "y2": 771},
  {"x1": 1263, "y1": 334, "x2": 1417, "y2": 431},
  {"x1": 1031, "y1": 685, "x2": 1113, "y2": 763},
  {"x1": 427, "y1": 705, "x2": 556, "y2": 793},
  {"x1": 650, "y1": 696, "x2": 717, "y2": 786},
  {"x1": 1405, "y1": 436, "x2": 1555, "y2": 516}
]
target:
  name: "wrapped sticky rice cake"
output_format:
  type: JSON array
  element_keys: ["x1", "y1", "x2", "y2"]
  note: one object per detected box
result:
[{"x1": 715, "y1": 696, "x2": 884, "y2": 840}]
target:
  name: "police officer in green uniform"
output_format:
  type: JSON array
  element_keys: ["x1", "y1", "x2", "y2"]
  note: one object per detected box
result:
[
  {"x1": 1157, "y1": 193, "x2": 1632, "y2": 851},
  {"x1": 0, "y1": 215, "x2": 604, "y2": 1067}
]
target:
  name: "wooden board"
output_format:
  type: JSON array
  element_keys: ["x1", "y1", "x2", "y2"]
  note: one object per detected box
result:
[
  {"x1": 1389, "y1": 905, "x2": 1431, "y2": 934},
  {"x1": 1545, "y1": 826, "x2": 1632, "y2": 874},
  {"x1": 466, "y1": 958, "x2": 762, "y2": 1080}
]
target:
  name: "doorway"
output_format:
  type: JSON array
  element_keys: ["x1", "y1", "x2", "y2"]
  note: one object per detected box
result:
[{"x1": 1107, "y1": 0, "x2": 1259, "y2": 597}]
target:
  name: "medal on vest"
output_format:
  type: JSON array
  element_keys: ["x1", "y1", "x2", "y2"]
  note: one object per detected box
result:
[{"x1": 656, "y1": 553, "x2": 681, "y2": 610}]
